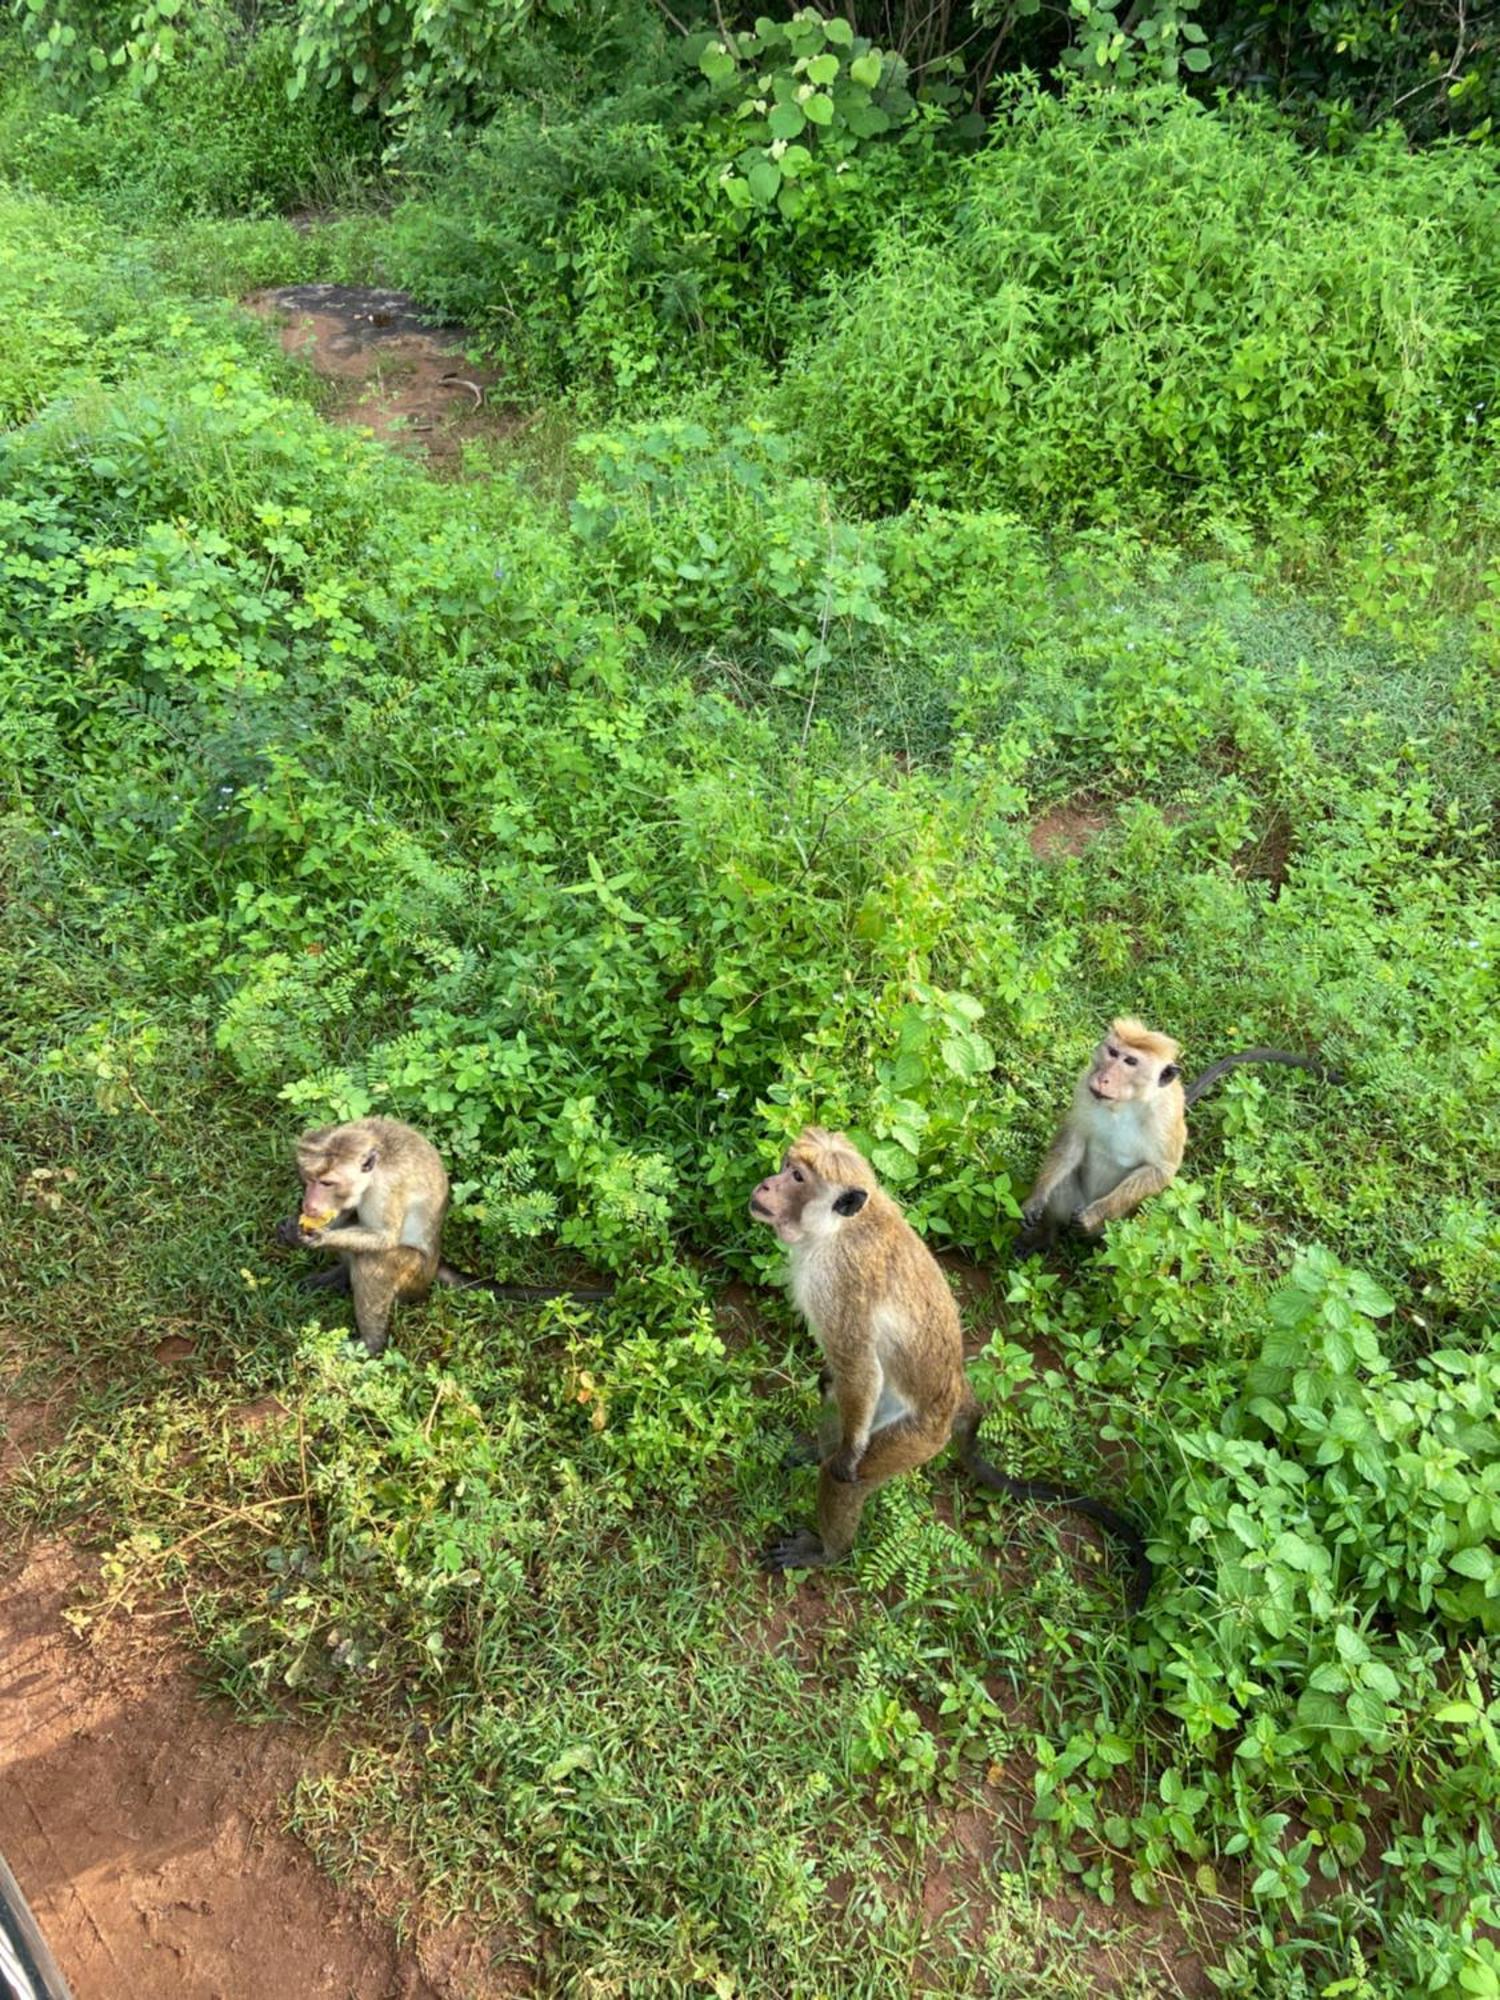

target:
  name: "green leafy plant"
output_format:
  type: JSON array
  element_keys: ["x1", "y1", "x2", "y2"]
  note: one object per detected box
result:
[{"x1": 698, "y1": 8, "x2": 933, "y2": 221}]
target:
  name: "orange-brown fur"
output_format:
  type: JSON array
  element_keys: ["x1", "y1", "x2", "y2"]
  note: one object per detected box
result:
[
  {"x1": 277, "y1": 1118, "x2": 614, "y2": 1353},
  {"x1": 749, "y1": 1126, "x2": 984, "y2": 1567},
  {"x1": 1018, "y1": 1017, "x2": 1341, "y2": 1252},
  {"x1": 1020, "y1": 1018, "x2": 1186, "y2": 1245},
  {"x1": 748, "y1": 1127, "x2": 1150, "y2": 1604}
]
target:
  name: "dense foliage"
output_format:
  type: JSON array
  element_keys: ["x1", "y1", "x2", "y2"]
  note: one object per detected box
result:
[
  {"x1": 1, "y1": 8, "x2": 1498, "y2": 1998},
  {"x1": 14, "y1": 0, "x2": 1495, "y2": 144}
]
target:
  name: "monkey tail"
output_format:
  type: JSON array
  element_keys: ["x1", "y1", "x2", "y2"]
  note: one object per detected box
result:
[
  {"x1": 1182, "y1": 1047, "x2": 1343, "y2": 1109},
  {"x1": 436, "y1": 1261, "x2": 614, "y2": 1304},
  {"x1": 956, "y1": 1417, "x2": 1151, "y2": 1610}
]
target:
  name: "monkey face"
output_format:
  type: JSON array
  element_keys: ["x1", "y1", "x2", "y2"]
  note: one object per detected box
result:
[
  {"x1": 298, "y1": 1176, "x2": 348, "y2": 1230},
  {"x1": 1088, "y1": 1033, "x2": 1179, "y2": 1105},
  {"x1": 295, "y1": 1131, "x2": 379, "y2": 1226},
  {"x1": 750, "y1": 1135, "x2": 871, "y2": 1245}
]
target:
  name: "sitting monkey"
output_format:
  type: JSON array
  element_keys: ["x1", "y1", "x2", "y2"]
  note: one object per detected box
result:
[
  {"x1": 277, "y1": 1117, "x2": 610, "y2": 1355},
  {"x1": 1017, "y1": 1018, "x2": 1340, "y2": 1254}
]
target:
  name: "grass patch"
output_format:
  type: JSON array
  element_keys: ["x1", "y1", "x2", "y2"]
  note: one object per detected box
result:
[{"x1": 0, "y1": 126, "x2": 1497, "y2": 2000}]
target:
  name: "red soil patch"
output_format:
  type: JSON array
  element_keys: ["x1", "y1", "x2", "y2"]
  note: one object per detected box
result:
[
  {"x1": 0, "y1": 1397, "x2": 59, "y2": 1480},
  {"x1": 1028, "y1": 803, "x2": 1111, "y2": 860},
  {"x1": 0, "y1": 1541, "x2": 504, "y2": 2000},
  {"x1": 249, "y1": 284, "x2": 523, "y2": 470}
]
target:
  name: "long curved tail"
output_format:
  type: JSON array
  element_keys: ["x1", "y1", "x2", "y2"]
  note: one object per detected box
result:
[
  {"x1": 1183, "y1": 1047, "x2": 1343, "y2": 1109},
  {"x1": 437, "y1": 1262, "x2": 614, "y2": 1303},
  {"x1": 955, "y1": 1407, "x2": 1151, "y2": 1610}
]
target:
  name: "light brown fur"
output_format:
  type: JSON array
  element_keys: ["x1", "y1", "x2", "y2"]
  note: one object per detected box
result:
[
  {"x1": 277, "y1": 1117, "x2": 448, "y2": 1355},
  {"x1": 276, "y1": 1118, "x2": 614, "y2": 1353},
  {"x1": 749, "y1": 1127, "x2": 1148, "y2": 1602},
  {"x1": 1018, "y1": 1019, "x2": 1187, "y2": 1247}
]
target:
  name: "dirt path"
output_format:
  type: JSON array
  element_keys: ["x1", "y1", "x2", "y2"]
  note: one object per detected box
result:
[
  {"x1": 250, "y1": 285, "x2": 516, "y2": 468},
  {"x1": 0, "y1": 1539, "x2": 483, "y2": 2000}
]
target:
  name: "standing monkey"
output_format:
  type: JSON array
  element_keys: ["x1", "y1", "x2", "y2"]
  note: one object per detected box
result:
[
  {"x1": 1016, "y1": 1018, "x2": 1341, "y2": 1255},
  {"x1": 277, "y1": 1117, "x2": 611, "y2": 1356},
  {"x1": 749, "y1": 1127, "x2": 1148, "y2": 1604}
]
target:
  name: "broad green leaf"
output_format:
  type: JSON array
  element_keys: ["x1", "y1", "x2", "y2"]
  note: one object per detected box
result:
[
  {"x1": 1345, "y1": 1689, "x2": 1390, "y2": 1737},
  {"x1": 1333, "y1": 1624, "x2": 1370, "y2": 1666},
  {"x1": 1308, "y1": 1663, "x2": 1349, "y2": 1694},
  {"x1": 1271, "y1": 1531, "x2": 1328, "y2": 1575},
  {"x1": 1347, "y1": 1270, "x2": 1396, "y2": 1319},
  {"x1": 1360, "y1": 1662, "x2": 1401, "y2": 1700},
  {"x1": 1450, "y1": 1545, "x2": 1496, "y2": 1580}
]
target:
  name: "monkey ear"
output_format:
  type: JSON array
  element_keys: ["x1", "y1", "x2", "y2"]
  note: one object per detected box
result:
[
  {"x1": 1159, "y1": 1064, "x2": 1180, "y2": 1086},
  {"x1": 361, "y1": 1149, "x2": 379, "y2": 1173},
  {"x1": 831, "y1": 1188, "x2": 868, "y2": 1218}
]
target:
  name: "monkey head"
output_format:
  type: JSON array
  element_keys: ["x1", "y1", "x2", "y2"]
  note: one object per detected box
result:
[
  {"x1": 749, "y1": 1126, "x2": 874, "y2": 1245},
  {"x1": 1086, "y1": 1019, "x2": 1181, "y2": 1106},
  {"x1": 293, "y1": 1122, "x2": 379, "y2": 1231}
]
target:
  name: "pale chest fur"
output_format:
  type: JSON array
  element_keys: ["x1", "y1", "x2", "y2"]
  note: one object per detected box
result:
[
  {"x1": 787, "y1": 1240, "x2": 889, "y2": 1354},
  {"x1": 788, "y1": 1243, "x2": 833, "y2": 1345},
  {"x1": 1081, "y1": 1099, "x2": 1152, "y2": 1198},
  {"x1": 788, "y1": 1241, "x2": 960, "y2": 1363},
  {"x1": 1080, "y1": 1095, "x2": 1181, "y2": 1199}
]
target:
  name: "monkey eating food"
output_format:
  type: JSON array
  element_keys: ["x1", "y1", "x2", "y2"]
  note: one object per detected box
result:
[
  {"x1": 1015, "y1": 1018, "x2": 1341, "y2": 1256},
  {"x1": 276, "y1": 1116, "x2": 612, "y2": 1356},
  {"x1": 749, "y1": 1126, "x2": 1149, "y2": 1605}
]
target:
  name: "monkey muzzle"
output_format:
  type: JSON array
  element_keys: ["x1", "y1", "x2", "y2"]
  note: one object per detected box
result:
[{"x1": 748, "y1": 1196, "x2": 773, "y2": 1221}]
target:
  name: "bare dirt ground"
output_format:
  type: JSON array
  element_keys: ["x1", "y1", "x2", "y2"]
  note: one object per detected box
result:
[
  {"x1": 0, "y1": 1534, "x2": 502, "y2": 2000},
  {"x1": 249, "y1": 285, "x2": 520, "y2": 469},
  {"x1": 1028, "y1": 802, "x2": 1112, "y2": 860}
]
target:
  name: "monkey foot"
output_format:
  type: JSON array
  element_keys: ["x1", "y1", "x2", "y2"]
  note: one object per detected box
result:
[
  {"x1": 299, "y1": 1265, "x2": 352, "y2": 1294},
  {"x1": 761, "y1": 1531, "x2": 829, "y2": 1573}
]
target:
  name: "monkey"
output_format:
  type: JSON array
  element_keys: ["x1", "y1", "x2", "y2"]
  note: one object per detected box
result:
[
  {"x1": 1015, "y1": 1017, "x2": 1341, "y2": 1256},
  {"x1": 749, "y1": 1127, "x2": 1149, "y2": 1606},
  {"x1": 275, "y1": 1117, "x2": 612, "y2": 1356}
]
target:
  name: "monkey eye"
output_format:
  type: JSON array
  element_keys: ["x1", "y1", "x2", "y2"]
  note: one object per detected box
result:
[
  {"x1": 791, "y1": 1168, "x2": 804, "y2": 1184},
  {"x1": 1106, "y1": 1046, "x2": 1119, "y2": 1059},
  {"x1": 1124, "y1": 1054, "x2": 1138, "y2": 1067}
]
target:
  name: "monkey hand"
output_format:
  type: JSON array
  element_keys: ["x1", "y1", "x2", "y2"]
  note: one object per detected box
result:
[
  {"x1": 1071, "y1": 1204, "x2": 1102, "y2": 1235},
  {"x1": 274, "y1": 1215, "x2": 306, "y2": 1249},
  {"x1": 824, "y1": 1445, "x2": 863, "y2": 1485},
  {"x1": 1020, "y1": 1194, "x2": 1046, "y2": 1228}
]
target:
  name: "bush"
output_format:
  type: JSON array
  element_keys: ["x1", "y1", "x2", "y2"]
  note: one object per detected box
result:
[
  {"x1": 779, "y1": 85, "x2": 1500, "y2": 530},
  {"x1": 379, "y1": 37, "x2": 953, "y2": 395},
  {"x1": 0, "y1": 21, "x2": 374, "y2": 222}
]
